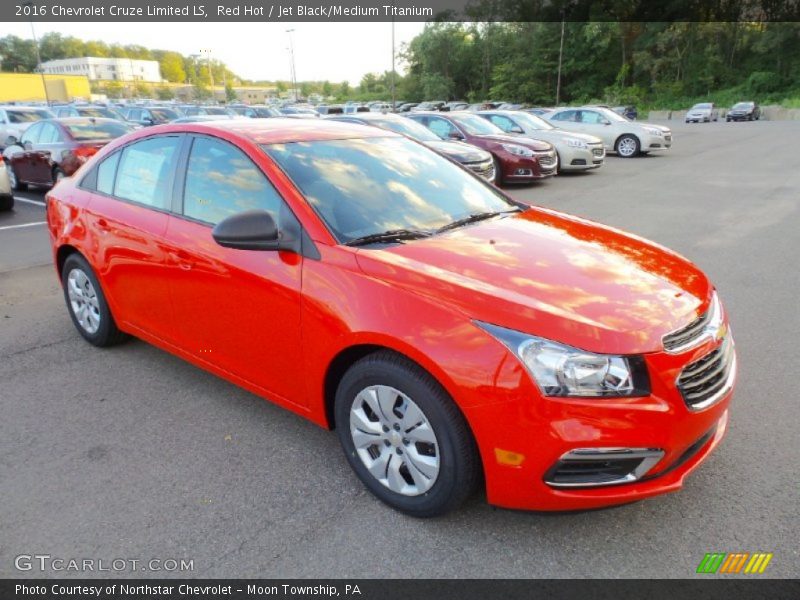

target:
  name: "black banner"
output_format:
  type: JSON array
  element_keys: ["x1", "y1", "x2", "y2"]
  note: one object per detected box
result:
[
  {"x1": 2, "y1": 0, "x2": 800, "y2": 23},
  {"x1": 2, "y1": 579, "x2": 800, "y2": 600}
]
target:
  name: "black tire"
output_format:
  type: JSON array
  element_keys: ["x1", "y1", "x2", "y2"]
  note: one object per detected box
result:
[
  {"x1": 61, "y1": 253, "x2": 129, "y2": 347},
  {"x1": 615, "y1": 134, "x2": 640, "y2": 158},
  {"x1": 335, "y1": 351, "x2": 480, "y2": 517},
  {"x1": 7, "y1": 164, "x2": 27, "y2": 191},
  {"x1": 491, "y1": 155, "x2": 504, "y2": 186},
  {"x1": 0, "y1": 194, "x2": 13, "y2": 211}
]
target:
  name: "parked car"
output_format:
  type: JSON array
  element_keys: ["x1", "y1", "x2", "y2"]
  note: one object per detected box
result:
[
  {"x1": 478, "y1": 110, "x2": 605, "y2": 172},
  {"x1": 411, "y1": 101, "x2": 446, "y2": 112},
  {"x1": 170, "y1": 115, "x2": 241, "y2": 123},
  {"x1": 408, "y1": 111, "x2": 557, "y2": 184},
  {"x1": 685, "y1": 103, "x2": 719, "y2": 123},
  {"x1": 47, "y1": 119, "x2": 735, "y2": 516},
  {"x1": 441, "y1": 101, "x2": 469, "y2": 112},
  {"x1": 343, "y1": 105, "x2": 370, "y2": 114},
  {"x1": 547, "y1": 106, "x2": 672, "y2": 158},
  {"x1": 327, "y1": 112, "x2": 496, "y2": 182},
  {"x1": 121, "y1": 106, "x2": 181, "y2": 127},
  {"x1": 178, "y1": 105, "x2": 235, "y2": 118},
  {"x1": 523, "y1": 107, "x2": 554, "y2": 116},
  {"x1": 0, "y1": 106, "x2": 55, "y2": 150},
  {"x1": 726, "y1": 101, "x2": 760, "y2": 122},
  {"x1": 279, "y1": 106, "x2": 319, "y2": 118},
  {"x1": 3, "y1": 117, "x2": 133, "y2": 190},
  {"x1": 397, "y1": 103, "x2": 419, "y2": 113},
  {"x1": 612, "y1": 105, "x2": 638, "y2": 120},
  {"x1": 369, "y1": 103, "x2": 393, "y2": 113},
  {"x1": 52, "y1": 105, "x2": 126, "y2": 121},
  {"x1": 315, "y1": 105, "x2": 344, "y2": 116},
  {"x1": 0, "y1": 155, "x2": 13, "y2": 211}
]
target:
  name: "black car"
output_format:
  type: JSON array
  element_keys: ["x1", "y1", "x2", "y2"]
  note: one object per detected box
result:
[
  {"x1": 120, "y1": 106, "x2": 181, "y2": 126},
  {"x1": 727, "y1": 102, "x2": 760, "y2": 122}
]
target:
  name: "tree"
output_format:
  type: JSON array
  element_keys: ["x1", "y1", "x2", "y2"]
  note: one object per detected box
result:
[
  {"x1": 156, "y1": 86, "x2": 175, "y2": 100},
  {"x1": 0, "y1": 36, "x2": 37, "y2": 72},
  {"x1": 225, "y1": 82, "x2": 237, "y2": 102},
  {"x1": 158, "y1": 52, "x2": 186, "y2": 83}
]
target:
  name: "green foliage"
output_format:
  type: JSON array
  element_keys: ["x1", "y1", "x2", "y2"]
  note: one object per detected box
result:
[{"x1": 156, "y1": 86, "x2": 175, "y2": 100}]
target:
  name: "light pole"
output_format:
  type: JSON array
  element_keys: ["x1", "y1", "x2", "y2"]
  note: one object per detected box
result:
[
  {"x1": 391, "y1": 18, "x2": 396, "y2": 112},
  {"x1": 24, "y1": 0, "x2": 50, "y2": 105},
  {"x1": 286, "y1": 29, "x2": 297, "y2": 102},
  {"x1": 555, "y1": 17, "x2": 565, "y2": 106},
  {"x1": 200, "y1": 48, "x2": 214, "y2": 101}
]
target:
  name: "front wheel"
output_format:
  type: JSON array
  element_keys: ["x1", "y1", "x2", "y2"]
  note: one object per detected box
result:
[
  {"x1": 7, "y1": 164, "x2": 27, "y2": 191},
  {"x1": 335, "y1": 351, "x2": 480, "y2": 517},
  {"x1": 62, "y1": 253, "x2": 129, "y2": 347},
  {"x1": 491, "y1": 155, "x2": 504, "y2": 186},
  {"x1": 615, "y1": 134, "x2": 640, "y2": 158}
]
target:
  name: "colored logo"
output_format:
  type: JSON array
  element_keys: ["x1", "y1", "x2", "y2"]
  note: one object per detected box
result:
[{"x1": 697, "y1": 552, "x2": 773, "y2": 574}]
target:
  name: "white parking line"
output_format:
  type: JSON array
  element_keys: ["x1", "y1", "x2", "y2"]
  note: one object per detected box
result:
[
  {"x1": 0, "y1": 221, "x2": 46, "y2": 231},
  {"x1": 13, "y1": 196, "x2": 46, "y2": 207}
]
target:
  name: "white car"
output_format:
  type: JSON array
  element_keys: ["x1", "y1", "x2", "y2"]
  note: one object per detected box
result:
[
  {"x1": 478, "y1": 110, "x2": 605, "y2": 172},
  {"x1": 547, "y1": 106, "x2": 672, "y2": 158},
  {"x1": 0, "y1": 155, "x2": 13, "y2": 211},
  {"x1": 0, "y1": 106, "x2": 55, "y2": 151},
  {"x1": 685, "y1": 103, "x2": 719, "y2": 123}
]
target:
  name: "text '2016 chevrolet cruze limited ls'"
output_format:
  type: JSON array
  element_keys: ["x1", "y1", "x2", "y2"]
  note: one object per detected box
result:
[{"x1": 46, "y1": 120, "x2": 735, "y2": 517}]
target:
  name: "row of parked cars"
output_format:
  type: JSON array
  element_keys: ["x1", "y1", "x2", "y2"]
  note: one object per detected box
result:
[
  {"x1": 0, "y1": 101, "x2": 674, "y2": 209},
  {"x1": 685, "y1": 101, "x2": 762, "y2": 123}
]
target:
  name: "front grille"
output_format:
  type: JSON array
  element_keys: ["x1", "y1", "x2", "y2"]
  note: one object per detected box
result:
[
  {"x1": 465, "y1": 158, "x2": 495, "y2": 181},
  {"x1": 663, "y1": 310, "x2": 710, "y2": 352},
  {"x1": 677, "y1": 336, "x2": 735, "y2": 409},
  {"x1": 536, "y1": 151, "x2": 557, "y2": 168}
]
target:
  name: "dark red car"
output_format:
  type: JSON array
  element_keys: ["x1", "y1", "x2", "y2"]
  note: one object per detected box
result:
[
  {"x1": 406, "y1": 111, "x2": 557, "y2": 185},
  {"x1": 3, "y1": 117, "x2": 133, "y2": 190}
]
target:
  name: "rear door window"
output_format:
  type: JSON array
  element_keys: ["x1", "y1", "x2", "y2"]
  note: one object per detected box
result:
[{"x1": 114, "y1": 136, "x2": 181, "y2": 210}]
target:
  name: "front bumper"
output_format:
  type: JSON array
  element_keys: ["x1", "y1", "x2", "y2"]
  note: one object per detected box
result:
[
  {"x1": 499, "y1": 150, "x2": 556, "y2": 182},
  {"x1": 559, "y1": 144, "x2": 605, "y2": 171},
  {"x1": 461, "y1": 335, "x2": 734, "y2": 511},
  {"x1": 643, "y1": 132, "x2": 672, "y2": 151}
]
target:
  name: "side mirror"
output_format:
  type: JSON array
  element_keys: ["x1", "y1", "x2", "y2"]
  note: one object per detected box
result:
[
  {"x1": 448, "y1": 131, "x2": 464, "y2": 140},
  {"x1": 4, "y1": 135, "x2": 18, "y2": 147},
  {"x1": 143, "y1": 117, "x2": 155, "y2": 125},
  {"x1": 212, "y1": 210, "x2": 281, "y2": 251},
  {"x1": 23, "y1": 141, "x2": 33, "y2": 151},
  {"x1": 510, "y1": 126, "x2": 524, "y2": 134}
]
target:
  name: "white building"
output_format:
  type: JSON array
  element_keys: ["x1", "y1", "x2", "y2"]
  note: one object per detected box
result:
[{"x1": 41, "y1": 57, "x2": 162, "y2": 83}]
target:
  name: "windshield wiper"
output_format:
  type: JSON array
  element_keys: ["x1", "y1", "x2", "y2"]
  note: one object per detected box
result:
[
  {"x1": 345, "y1": 228, "x2": 432, "y2": 247},
  {"x1": 436, "y1": 208, "x2": 522, "y2": 234}
]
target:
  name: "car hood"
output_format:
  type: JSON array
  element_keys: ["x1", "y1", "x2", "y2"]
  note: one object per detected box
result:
[
  {"x1": 355, "y1": 208, "x2": 710, "y2": 354},
  {"x1": 474, "y1": 133, "x2": 552, "y2": 152},
  {"x1": 524, "y1": 129, "x2": 603, "y2": 145},
  {"x1": 425, "y1": 140, "x2": 490, "y2": 163}
]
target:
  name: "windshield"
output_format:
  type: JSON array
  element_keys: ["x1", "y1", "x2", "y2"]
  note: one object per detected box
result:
[
  {"x1": 733, "y1": 102, "x2": 753, "y2": 109},
  {"x1": 692, "y1": 103, "x2": 712, "y2": 109},
  {"x1": 510, "y1": 111, "x2": 555, "y2": 131},
  {"x1": 254, "y1": 107, "x2": 279, "y2": 117},
  {"x1": 263, "y1": 136, "x2": 515, "y2": 244},
  {"x1": 149, "y1": 108, "x2": 179, "y2": 122},
  {"x1": 369, "y1": 117, "x2": 441, "y2": 142},
  {"x1": 450, "y1": 113, "x2": 504, "y2": 136},
  {"x1": 77, "y1": 107, "x2": 122, "y2": 119},
  {"x1": 65, "y1": 120, "x2": 133, "y2": 141},
  {"x1": 7, "y1": 109, "x2": 54, "y2": 123},
  {"x1": 204, "y1": 107, "x2": 230, "y2": 115}
]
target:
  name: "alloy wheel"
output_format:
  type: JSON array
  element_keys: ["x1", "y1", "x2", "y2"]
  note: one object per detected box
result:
[
  {"x1": 617, "y1": 137, "x2": 638, "y2": 157},
  {"x1": 349, "y1": 384, "x2": 440, "y2": 496},
  {"x1": 8, "y1": 167, "x2": 17, "y2": 189},
  {"x1": 67, "y1": 268, "x2": 101, "y2": 334}
]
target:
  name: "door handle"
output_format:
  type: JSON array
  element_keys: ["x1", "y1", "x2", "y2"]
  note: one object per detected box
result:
[
  {"x1": 96, "y1": 218, "x2": 111, "y2": 232},
  {"x1": 167, "y1": 250, "x2": 193, "y2": 270}
]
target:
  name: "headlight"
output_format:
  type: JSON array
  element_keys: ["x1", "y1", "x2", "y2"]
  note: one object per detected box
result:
[
  {"x1": 476, "y1": 322, "x2": 650, "y2": 398},
  {"x1": 566, "y1": 138, "x2": 588, "y2": 149},
  {"x1": 643, "y1": 127, "x2": 663, "y2": 137},
  {"x1": 501, "y1": 143, "x2": 534, "y2": 158}
]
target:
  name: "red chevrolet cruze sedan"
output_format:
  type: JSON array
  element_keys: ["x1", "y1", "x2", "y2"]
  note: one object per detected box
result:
[{"x1": 46, "y1": 120, "x2": 735, "y2": 516}]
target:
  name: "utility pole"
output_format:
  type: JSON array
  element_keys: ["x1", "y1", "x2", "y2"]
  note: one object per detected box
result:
[
  {"x1": 286, "y1": 29, "x2": 297, "y2": 102},
  {"x1": 200, "y1": 48, "x2": 214, "y2": 101},
  {"x1": 556, "y1": 17, "x2": 565, "y2": 106},
  {"x1": 24, "y1": 0, "x2": 50, "y2": 105},
  {"x1": 391, "y1": 18, "x2": 396, "y2": 112}
]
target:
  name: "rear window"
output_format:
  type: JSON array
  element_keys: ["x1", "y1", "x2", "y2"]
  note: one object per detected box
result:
[
  {"x1": 7, "y1": 109, "x2": 53, "y2": 123},
  {"x1": 77, "y1": 107, "x2": 122, "y2": 119},
  {"x1": 64, "y1": 120, "x2": 133, "y2": 141}
]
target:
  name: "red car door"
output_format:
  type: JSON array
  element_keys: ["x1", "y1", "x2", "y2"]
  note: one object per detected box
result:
[
  {"x1": 162, "y1": 135, "x2": 305, "y2": 407},
  {"x1": 81, "y1": 134, "x2": 182, "y2": 343},
  {"x1": 10, "y1": 122, "x2": 44, "y2": 184}
]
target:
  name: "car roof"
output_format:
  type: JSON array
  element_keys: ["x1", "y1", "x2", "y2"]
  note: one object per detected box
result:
[{"x1": 148, "y1": 118, "x2": 397, "y2": 145}]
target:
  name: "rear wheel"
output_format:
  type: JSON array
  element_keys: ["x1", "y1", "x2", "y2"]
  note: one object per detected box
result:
[
  {"x1": 61, "y1": 253, "x2": 129, "y2": 347},
  {"x1": 7, "y1": 164, "x2": 27, "y2": 191},
  {"x1": 52, "y1": 167, "x2": 65, "y2": 187},
  {"x1": 491, "y1": 155, "x2": 504, "y2": 186},
  {"x1": 615, "y1": 134, "x2": 640, "y2": 158},
  {"x1": 335, "y1": 351, "x2": 480, "y2": 517},
  {"x1": 0, "y1": 194, "x2": 13, "y2": 211}
]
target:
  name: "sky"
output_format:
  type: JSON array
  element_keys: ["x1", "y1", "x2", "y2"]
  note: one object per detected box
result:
[{"x1": 2, "y1": 21, "x2": 427, "y2": 83}]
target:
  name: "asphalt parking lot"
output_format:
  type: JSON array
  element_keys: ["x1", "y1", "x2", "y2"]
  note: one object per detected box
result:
[{"x1": 1, "y1": 119, "x2": 798, "y2": 579}]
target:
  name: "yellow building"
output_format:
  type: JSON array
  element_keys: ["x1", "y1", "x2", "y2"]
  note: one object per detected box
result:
[{"x1": 0, "y1": 73, "x2": 92, "y2": 103}]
